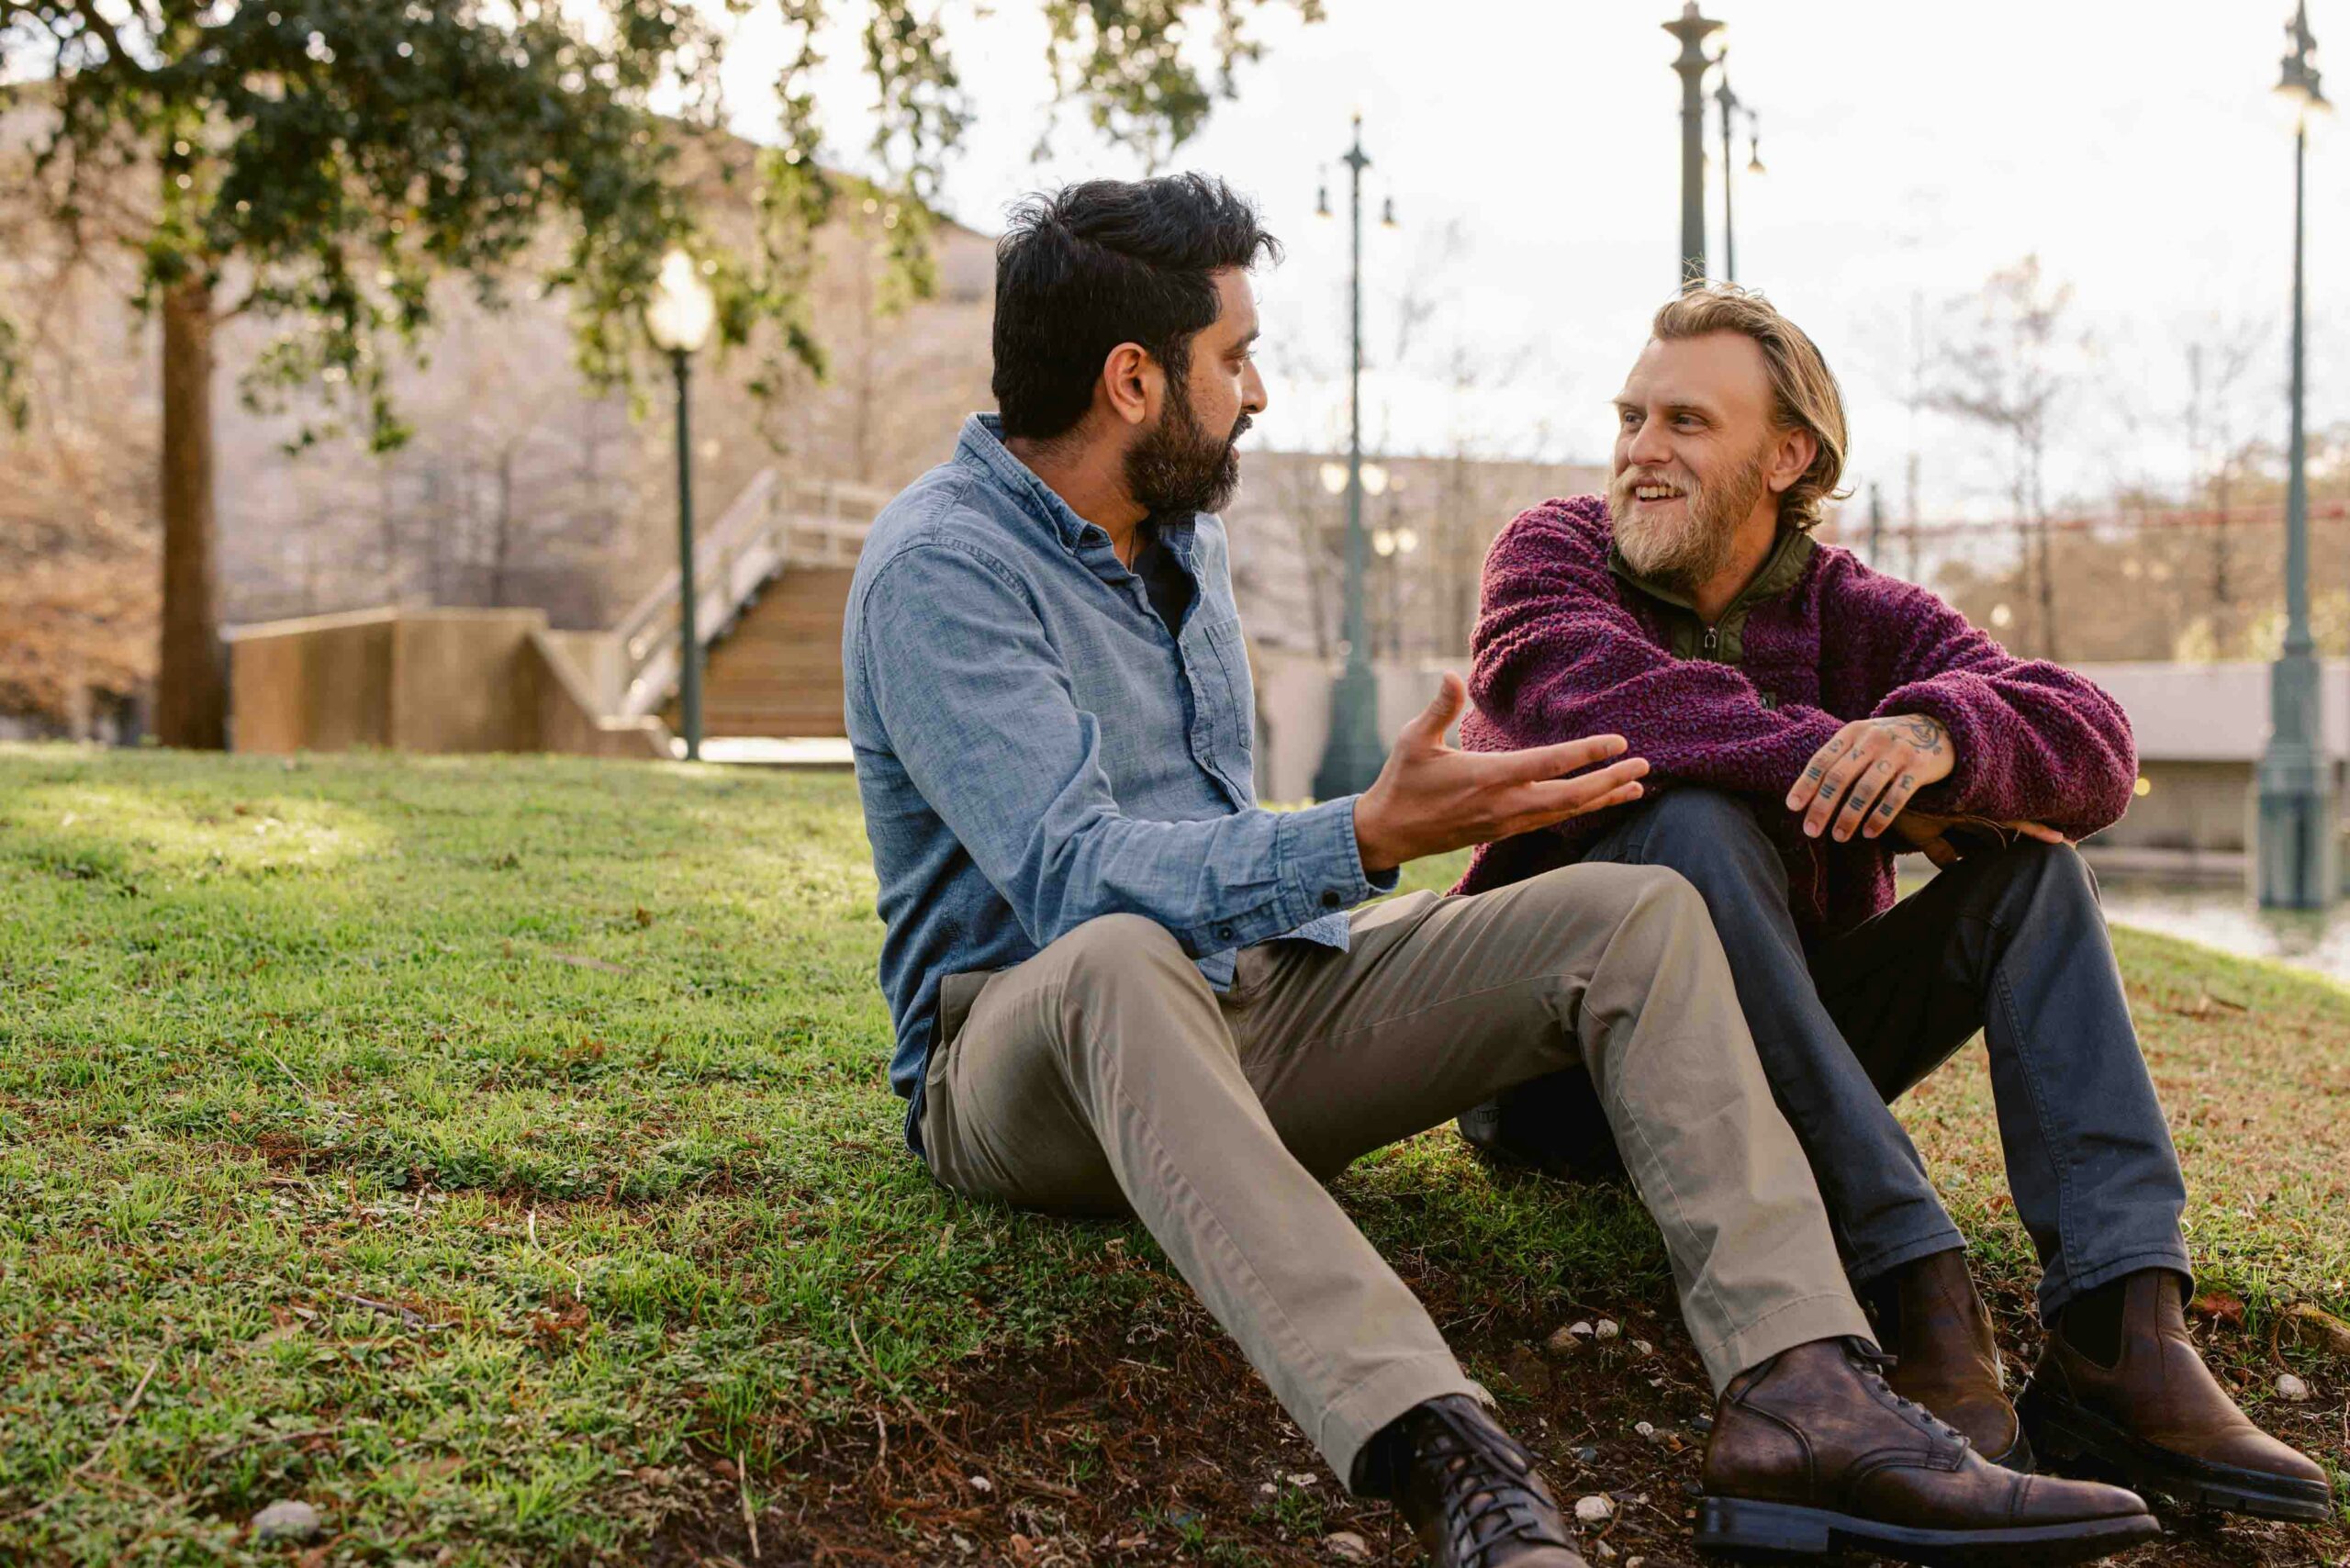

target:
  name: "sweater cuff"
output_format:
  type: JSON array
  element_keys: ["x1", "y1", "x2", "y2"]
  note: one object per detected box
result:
[{"x1": 1873, "y1": 677, "x2": 1995, "y2": 814}]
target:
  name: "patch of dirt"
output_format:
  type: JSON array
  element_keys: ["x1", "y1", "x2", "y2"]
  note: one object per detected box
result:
[{"x1": 645, "y1": 1269, "x2": 2347, "y2": 1568}]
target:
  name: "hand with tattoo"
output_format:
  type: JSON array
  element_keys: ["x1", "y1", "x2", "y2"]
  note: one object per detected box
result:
[{"x1": 1785, "y1": 713, "x2": 1956, "y2": 843}]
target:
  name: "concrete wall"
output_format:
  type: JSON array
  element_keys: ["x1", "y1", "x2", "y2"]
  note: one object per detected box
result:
[
  {"x1": 226, "y1": 608, "x2": 666, "y2": 760},
  {"x1": 1250, "y1": 646, "x2": 1465, "y2": 803}
]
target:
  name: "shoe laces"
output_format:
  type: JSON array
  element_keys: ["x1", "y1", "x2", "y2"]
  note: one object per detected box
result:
[
  {"x1": 1846, "y1": 1338, "x2": 1973, "y2": 1451},
  {"x1": 1412, "y1": 1400, "x2": 1576, "y2": 1566}
]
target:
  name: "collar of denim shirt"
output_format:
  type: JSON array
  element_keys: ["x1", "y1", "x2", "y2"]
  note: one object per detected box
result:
[{"x1": 957, "y1": 413, "x2": 1200, "y2": 578}]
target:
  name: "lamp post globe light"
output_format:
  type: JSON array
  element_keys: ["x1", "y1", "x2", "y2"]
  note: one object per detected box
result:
[
  {"x1": 2257, "y1": 1, "x2": 2333, "y2": 908},
  {"x1": 1311, "y1": 115, "x2": 1396, "y2": 801},
  {"x1": 1663, "y1": 2, "x2": 1726, "y2": 287},
  {"x1": 645, "y1": 248, "x2": 717, "y2": 763}
]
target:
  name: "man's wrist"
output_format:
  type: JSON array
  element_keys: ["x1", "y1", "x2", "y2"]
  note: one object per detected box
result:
[{"x1": 1352, "y1": 794, "x2": 1400, "y2": 876}]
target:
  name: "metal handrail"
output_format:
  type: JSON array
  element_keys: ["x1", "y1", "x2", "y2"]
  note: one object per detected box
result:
[{"x1": 612, "y1": 468, "x2": 887, "y2": 719}]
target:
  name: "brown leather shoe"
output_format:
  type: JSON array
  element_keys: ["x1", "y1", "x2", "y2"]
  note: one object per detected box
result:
[
  {"x1": 1697, "y1": 1338, "x2": 2157, "y2": 1564},
  {"x1": 2019, "y1": 1269, "x2": 2334, "y2": 1521},
  {"x1": 1390, "y1": 1394, "x2": 1587, "y2": 1567},
  {"x1": 1871, "y1": 1248, "x2": 2030, "y2": 1470}
]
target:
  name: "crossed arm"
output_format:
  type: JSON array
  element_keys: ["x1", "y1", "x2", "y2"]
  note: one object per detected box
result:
[{"x1": 1470, "y1": 499, "x2": 2138, "y2": 853}]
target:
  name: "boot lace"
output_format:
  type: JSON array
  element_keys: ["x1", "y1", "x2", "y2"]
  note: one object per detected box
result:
[
  {"x1": 1848, "y1": 1338, "x2": 1974, "y2": 1450},
  {"x1": 1413, "y1": 1399, "x2": 1577, "y2": 1566}
]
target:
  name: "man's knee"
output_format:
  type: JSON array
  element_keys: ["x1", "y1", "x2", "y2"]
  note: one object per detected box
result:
[
  {"x1": 1522, "y1": 860, "x2": 1713, "y2": 958},
  {"x1": 1627, "y1": 787, "x2": 1785, "y2": 894},
  {"x1": 1975, "y1": 836, "x2": 2101, "y2": 919}
]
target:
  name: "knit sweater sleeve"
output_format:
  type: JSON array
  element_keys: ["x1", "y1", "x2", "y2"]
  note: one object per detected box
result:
[
  {"x1": 1464, "y1": 497, "x2": 1847, "y2": 796},
  {"x1": 1845, "y1": 566, "x2": 2138, "y2": 838}
]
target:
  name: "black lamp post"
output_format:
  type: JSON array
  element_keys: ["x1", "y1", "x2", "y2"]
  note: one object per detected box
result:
[
  {"x1": 1715, "y1": 54, "x2": 1741, "y2": 282},
  {"x1": 1664, "y1": 3, "x2": 1726, "y2": 287},
  {"x1": 2258, "y1": 1, "x2": 2334, "y2": 907},
  {"x1": 645, "y1": 248, "x2": 717, "y2": 763},
  {"x1": 1311, "y1": 115, "x2": 1397, "y2": 801}
]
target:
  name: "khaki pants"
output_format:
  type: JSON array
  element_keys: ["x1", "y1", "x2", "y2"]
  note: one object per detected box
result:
[{"x1": 919, "y1": 863, "x2": 1868, "y2": 1492}]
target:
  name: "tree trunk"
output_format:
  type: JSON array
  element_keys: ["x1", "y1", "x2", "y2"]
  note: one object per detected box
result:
[{"x1": 155, "y1": 275, "x2": 224, "y2": 748}]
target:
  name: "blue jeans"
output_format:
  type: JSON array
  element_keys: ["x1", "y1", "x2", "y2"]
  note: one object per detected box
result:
[{"x1": 1464, "y1": 788, "x2": 2191, "y2": 1322}]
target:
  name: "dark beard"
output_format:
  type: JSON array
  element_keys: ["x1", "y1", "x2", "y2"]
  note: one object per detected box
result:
[{"x1": 1125, "y1": 376, "x2": 1249, "y2": 517}]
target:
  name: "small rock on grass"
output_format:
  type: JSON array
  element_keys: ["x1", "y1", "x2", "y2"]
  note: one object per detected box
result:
[
  {"x1": 1574, "y1": 1494, "x2": 1616, "y2": 1525},
  {"x1": 1594, "y1": 1319, "x2": 1620, "y2": 1342},
  {"x1": 251, "y1": 1500, "x2": 320, "y2": 1543},
  {"x1": 1324, "y1": 1529, "x2": 1373, "y2": 1562},
  {"x1": 2276, "y1": 1372, "x2": 2311, "y2": 1402}
]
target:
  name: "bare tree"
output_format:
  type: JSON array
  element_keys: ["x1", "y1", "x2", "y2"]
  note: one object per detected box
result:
[
  {"x1": 2180, "y1": 316, "x2": 2268, "y2": 635},
  {"x1": 1929, "y1": 256, "x2": 2075, "y2": 659}
]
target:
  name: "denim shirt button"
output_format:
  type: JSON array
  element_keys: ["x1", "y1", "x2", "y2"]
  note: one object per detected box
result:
[
  {"x1": 1320, "y1": 890, "x2": 1342, "y2": 909},
  {"x1": 1216, "y1": 924, "x2": 1236, "y2": 940}
]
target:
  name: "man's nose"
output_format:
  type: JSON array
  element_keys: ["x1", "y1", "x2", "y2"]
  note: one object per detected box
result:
[
  {"x1": 1241, "y1": 361, "x2": 1269, "y2": 416},
  {"x1": 1626, "y1": 418, "x2": 1672, "y2": 468}
]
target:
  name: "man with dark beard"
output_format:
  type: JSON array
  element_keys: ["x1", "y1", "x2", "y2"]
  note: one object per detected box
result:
[
  {"x1": 845, "y1": 181, "x2": 2163, "y2": 1567},
  {"x1": 1455, "y1": 283, "x2": 2331, "y2": 1527}
]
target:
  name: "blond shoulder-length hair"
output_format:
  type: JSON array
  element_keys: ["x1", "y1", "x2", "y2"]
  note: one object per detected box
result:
[{"x1": 1651, "y1": 283, "x2": 1850, "y2": 532}]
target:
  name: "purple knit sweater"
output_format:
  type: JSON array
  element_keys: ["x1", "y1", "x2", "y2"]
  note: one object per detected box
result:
[{"x1": 1451, "y1": 496, "x2": 2139, "y2": 941}]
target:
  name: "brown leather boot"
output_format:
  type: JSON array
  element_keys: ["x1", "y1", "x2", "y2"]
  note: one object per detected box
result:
[
  {"x1": 1871, "y1": 1248, "x2": 2030, "y2": 1470},
  {"x1": 2019, "y1": 1269, "x2": 2334, "y2": 1521},
  {"x1": 1386, "y1": 1394, "x2": 1587, "y2": 1567},
  {"x1": 1697, "y1": 1338, "x2": 2157, "y2": 1565}
]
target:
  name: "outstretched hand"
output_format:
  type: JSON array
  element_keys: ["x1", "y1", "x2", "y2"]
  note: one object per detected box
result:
[{"x1": 1352, "y1": 673, "x2": 1651, "y2": 874}]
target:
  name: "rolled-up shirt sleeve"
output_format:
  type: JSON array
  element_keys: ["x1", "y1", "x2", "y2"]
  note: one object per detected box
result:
[{"x1": 856, "y1": 541, "x2": 1387, "y2": 958}]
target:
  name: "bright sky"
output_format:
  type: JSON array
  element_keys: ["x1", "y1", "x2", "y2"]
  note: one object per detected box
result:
[{"x1": 706, "y1": 0, "x2": 2346, "y2": 526}]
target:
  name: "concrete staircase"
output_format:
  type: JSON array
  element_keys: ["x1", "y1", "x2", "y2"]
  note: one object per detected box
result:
[
  {"x1": 610, "y1": 470, "x2": 890, "y2": 747},
  {"x1": 669, "y1": 566, "x2": 857, "y2": 738}
]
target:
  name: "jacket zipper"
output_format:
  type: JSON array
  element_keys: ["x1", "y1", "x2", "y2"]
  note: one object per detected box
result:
[{"x1": 1702, "y1": 623, "x2": 1719, "y2": 658}]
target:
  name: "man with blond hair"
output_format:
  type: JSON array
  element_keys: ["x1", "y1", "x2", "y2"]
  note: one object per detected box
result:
[
  {"x1": 1456, "y1": 283, "x2": 2330, "y2": 1525},
  {"x1": 848, "y1": 181, "x2": 2167, "y2": 1567}
]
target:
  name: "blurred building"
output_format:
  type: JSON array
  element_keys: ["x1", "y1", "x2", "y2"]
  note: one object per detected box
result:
[{"x1": 1223, "y1": 450, "x2": 1606, "y2": 659}]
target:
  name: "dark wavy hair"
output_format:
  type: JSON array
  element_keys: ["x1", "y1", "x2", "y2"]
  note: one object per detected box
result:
[{"x1": 991, "y1": 174, "x2": 1281, "y2": 442}]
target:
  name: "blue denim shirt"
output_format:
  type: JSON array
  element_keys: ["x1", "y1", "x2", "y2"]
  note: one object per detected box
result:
[{"x1": 845, "y1": 414, "x2": 1394, "y2": 1158}]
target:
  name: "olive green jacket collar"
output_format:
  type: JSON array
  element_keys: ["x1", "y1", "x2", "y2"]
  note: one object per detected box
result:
[{"x1": 1606, "y1": 526, "x2": 1818, "y2": 664}]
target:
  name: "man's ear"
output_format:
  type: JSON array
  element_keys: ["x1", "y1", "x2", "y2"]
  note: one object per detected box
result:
[
  {"x1": 1101, "y1": 341, "x2": 1160, "y2": 430},
  {"x1": 1767, "y1": 426, "x2": 1818, "y2": 496}
]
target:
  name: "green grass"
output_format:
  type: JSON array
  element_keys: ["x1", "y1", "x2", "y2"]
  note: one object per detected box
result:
[{"x1": 1, "y1": 745, "x2": 2344, "y2": 1564}]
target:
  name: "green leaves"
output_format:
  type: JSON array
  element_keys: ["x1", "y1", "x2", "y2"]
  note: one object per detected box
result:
[
  {"x1": 0, "y1": 308, "x2": 26, "y2": 430},
  {"x1": 6, "y1": 1, "x2": 1320, "y2": 456}
]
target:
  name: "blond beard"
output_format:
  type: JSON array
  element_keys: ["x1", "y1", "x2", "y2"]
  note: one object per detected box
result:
[{"x1": 1609, "y1": 440, "x2": 1774, "y2": 591}]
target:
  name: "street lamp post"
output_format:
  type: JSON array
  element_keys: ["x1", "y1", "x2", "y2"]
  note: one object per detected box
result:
[
  {"x1": 2257, "y1": 1, "x2": 2333, "y2": 908},
  {"x1": 1311, "y1": 115, "x2": 1394, "y2": 801},
  {"x1": 1664, "y1": 3, "x2": 1725, "y2": 287},
  {"x1": 1715, "y1": 55, "x2": 1741, "y2": 282},
  {"x1": 645, "y1": 248, "x2": 717, "y2": 763}
]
